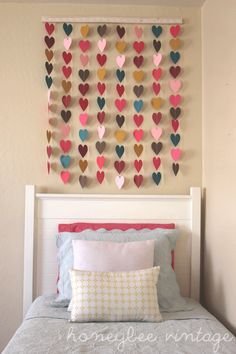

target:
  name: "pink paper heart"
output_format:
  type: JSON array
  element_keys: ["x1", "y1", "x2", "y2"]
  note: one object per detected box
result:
[
  {"x1": 115, "y1": 99, "x2": 126, "y2": 112},
  {"x1": 169, "y1": 94, "x2": 181, "y2": 107},
  {"x1": 134, "y1": 26, "x2": 143, "y2": 38},
  {"x1": 79, "y1": 40, "x2": 90, "y2": 52},
  {"x1": 79, "y1": 113, "x2": 88, "y2": 126},
  {"x1": 153, "y1": 53, "x2": 162, "y2": 67},
  {"x1": 116, "y1": 55, "x2": 125, "y2": 68},
  {"x1": 98, "y1": 38, "x2": 106, "y2": 52},
  {"x1": 61, "y1": 124, "x2": 70, "y2": 137},
  {"x1": 170, "y1": 25, "x2": 181, "y2": 38},
  {"x1": 171, "y1": 148, "x2": 181, "y2": 161},
  {"x1": 63, "y1": 37, "x2": 72, "y2": 51},
  {"x1": 60, "y1": 171, "x2": 70, "y2": 184},
  {"x1": 97, "y1": 156, "x2": 105, "y2": 169},
  {"x1": 170, "y1": 80, "x2": 181, "y2": 93},
  {"x1": 97, "y1": 125, "x2": 105, "y2": 140},
  {"x1": 133, "y1": 129, "x2": 143, "y2": 142},
  {"x1": 80, "y1": 54, "x2": 89, "y2": 66},
  {"x1": 46, "y1": 146, "x2": 52, "y2": 158},
  {"x1": 151, "y1": 127, "x2": 163, "y2": 141},
  {"x1": 115, "y1": 175, "x2": 124, "y2": 189}
]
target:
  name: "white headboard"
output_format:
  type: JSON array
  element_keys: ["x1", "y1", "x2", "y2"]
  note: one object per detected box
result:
[{"x1": 23, "y1": 185, "x2": 201, "y2": 317}]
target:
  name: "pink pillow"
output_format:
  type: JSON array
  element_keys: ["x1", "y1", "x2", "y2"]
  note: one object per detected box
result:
[{"x1": 72, "y1": 239, "x2": 155, "y2": 272}]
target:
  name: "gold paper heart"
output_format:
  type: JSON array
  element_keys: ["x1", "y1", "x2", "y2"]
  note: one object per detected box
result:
[
  {"x1": 62, "y1": 80, "x2": 72, "y2": 93},
  {"x1": 151, "y1": 97, "x2": 164, "y2": 110},
  {"x1": 169, "y1": 38, "x2": 181, "y2": 50},
  {"x1": 134, "y1": 144, "x2": 143, "y2": 157},
  {"x1": 46, "y1": 130, "x2": 52, "y2": 143},
  {"x1": 79, "y1": 159, "x2": 88, "y2": 173},
  {"x1": 116, "y1": 41, "x2": 127, "y2": 53},
  {"x1": 80, "y1": 25, "x2": 89, "y2": 38},
  {"x1": 115, "y1": 130, "x2": 126, "y2": 142},
  {"x1": 97, "y1": 68, "x2": 106, "y2": 80},
  {"x1": 133, "y1": 70, "x2": 144, "y2": 83}
]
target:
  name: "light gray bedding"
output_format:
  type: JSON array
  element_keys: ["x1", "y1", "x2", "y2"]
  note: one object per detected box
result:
[{"x1": 3, "y1": 295, "x2": 236, "y2": 354}]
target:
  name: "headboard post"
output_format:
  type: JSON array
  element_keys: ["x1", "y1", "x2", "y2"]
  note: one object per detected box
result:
[{"x1": 23, "y1": 185, "x2": 35, "y2": 317}]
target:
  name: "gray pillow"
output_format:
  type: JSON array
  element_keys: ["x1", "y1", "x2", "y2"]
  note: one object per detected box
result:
[{"x1": 54, "y1": 228, "x2": 187, "y2": 312}]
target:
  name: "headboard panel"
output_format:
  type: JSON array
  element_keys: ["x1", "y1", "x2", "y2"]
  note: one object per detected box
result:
[{"x1": 23, "y1": 185, "x2": 201, "y2": 317}]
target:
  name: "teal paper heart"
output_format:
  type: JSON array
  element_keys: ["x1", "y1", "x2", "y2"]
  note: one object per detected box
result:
[
  {"x1": 115, "y1": 145, "x2": 124, "y2": 158},
  {"x1": 45, "y1": 75, "x2": 52, "y2": 89},
  {"x1": 170, "y1": 133, "x2": 181, "y2": 146},
  {"x1": 63, "y1": 23, "x2": 73, "y2": 36},
  {"x1": 152, "y1": 172, "x2": 161, "y2": 186},
  {"x1": 116, "y1": 69, "x2": 125, "y2": 82},
  {"x1": 97, "y1": 97, "x2": 105, "y2": 110},
  {"x1": 79, "y1": 129, "x2": 88, "y2": 142},
  {"x1": 170, "y1": 51, "x2": 180, "y2": 64},
  {"x1": 60, "y1": 155, "x2": 71, "y2": 168},
  {"x1": 152, "y1": 25, "x2": 162, "y2": 38},
  {"x1": 134, "y1": 100, "x2": 143, "y2": 113}
]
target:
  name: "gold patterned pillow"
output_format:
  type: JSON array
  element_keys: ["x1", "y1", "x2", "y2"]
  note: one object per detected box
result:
[{"x1": 69, "y1": 267, "x2": 162, "y2": 322}]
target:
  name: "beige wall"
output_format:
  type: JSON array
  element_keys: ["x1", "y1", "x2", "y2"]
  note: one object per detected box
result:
[
  {"x1": 202, "y1": 0, "x2": 236, "y2": 335},
  {"x1": 0, "y1": 3, "x2": 201, "y2": 350}
]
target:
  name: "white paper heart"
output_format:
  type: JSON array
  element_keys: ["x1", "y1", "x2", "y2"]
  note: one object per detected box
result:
[
  {"x1": 64, "y1": 37, "x2": 72, "y2": 51},
  {"x1": 115, "y1": 175, "x2": 124, "y2": 189},
  {"x1": 97, "y1": 125, "x2": 105, "y2": 140},
  {"x1": 153, "y1": 53, "x2": 162, "y2": 67}
]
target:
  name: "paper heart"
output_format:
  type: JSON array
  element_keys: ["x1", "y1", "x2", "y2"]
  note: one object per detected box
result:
[
  {"x1": 153, "y1": 157, "x2": 161, "y2": 170},
  {"x1": 116, "y1": 115, "x2": 125, "y2": 128},
  {"x1": 153, "y1": 40, "x2": 161, "y2": 52},
  {"x1": 170, "y1": 38, "x2": 181, "y2": 50},
  {"x1": 172, "y1": 119, "x2": 179, "y2": 132},
  {"x1": 115, "y1": 175, "x2": 124, "y2": 189},
  {"x1": 170, "y1": 25, "x2": 181, "y2": 38},
  {"x1": 79, "y1": 159, "x2": 88, "y2": 173},
  {"x1": 62, "y1": 51, "x2": 72, "y2": 64},
  {"x1": 45, "y1": 49, "x2": 53, "y2": 62},
  {"x1": 63, "y1": 23, "x2": 73, "y2": 36},
  {"x1": 45, "y1": 76, "x2": 52, "y2": 89},
  {"x1": 116, "y1": 84, "x2": 125, "y2": 97},
  {"x1": 170, "y1": 107, "x2": 181, "y2": 119},
  {"x1": 116, "y1": 69, "x2": 125, "y2": 82},
  {"x1": 115, "y1": 130, "x2": 126, "y2": 142},
  {"x1": 133, "y1": 41, "x2": 144, "y2": 54},
  {"x1": 134, "y1": 175, "x2": 143, "y2": 188},
  {"x1": 97, "y1": 82, "x2": 106, "y2": 95},
  {"x1": 45, "y1": 22, "x2": 54, "y2": 35},
  {"x1": 64, "y1": 37, "x2": 72, "y2": 51},
  {"x1": 60, "y1": 155, "x2": 71, "y2": 168},
  {"x1": 62, "y1": 95, "x2": 71, "y2": 108},
  {"x1": 46, "y1": 145, "x2": 52, "y2": 158},
  {"x1": 171, "y1": 148, "x2": 181, "y2": 161},
  {"x1": 170, "y1": 79, "x2": 181, "y2": 93},
  {"x1": 115, "y1": 99, "x2": 126, "y2": 112},
  {"x1": 79, "y1": 40, "x2": 90, "y2": 52},
  {"x1": 78, "y1": 69, "x2": 89, "y2": 82},
  {"x1": 97, "y1": 156, "x2": 105, "y2": 169},
  {"x1": 97, "y1": 125, "x2": 105, "y2": 140},
  {"x1": 152, "y1": 68, "x2": 162, "y2": 81},
  {"x1": 97, "y1": 171, "x2": 105, "y2": 184},
  {"x1": 169, "y1": 94, "x2": 181, "y2": 107},
  {"x1": 80, "y1": 54, "x2": 89, "y2": 66},
  {"x1": 61, "y1": 171, "x2": 70, "y2": 184},
  {"x1": 114, "y1": 160, "x2": 125, "y2": 174},
  {"x1": 47, "y1": 161, "x2": 51, "y2": 175},
  {"x1": 134, "y1": 159, "x2": 143, "y2": 173},
  {"x1": 172, "y1": 163, "x2": 179, "y2": 176},
  {"x1": 79, "y1": 113, "x2": 88, "y2": 126},
  {"x1": 80, "y1": 25, "x2": 89, "y2": 37},
  {"x1": 97, "y1": 53, "x2": 107, "y2": 66},
  {"x1": 170, "y1": 133, "x2": 181, "y2": 146},
  {"x1": 97, "y1": 111, "x2": 105, "y2": 124},
  {"x1": 97, "y1": 68, "x2": 106, "y2": 80},
  {"x1": 153, "y1": 53, "x2": 162, "y2": 67},
  {"x1": 44, "y1": 36, "x2": 55, "y2": 49},
  {"x1": 78, "y1": 144, "x2": 88, "y2": 157},
  {"x1": 61, "y1": 124, "x2": 70, "y2": 137},
  {"x1": 151, "y1": 142, "x2": 162, "y2": 155},
  {"x1": 45, "y1": 62, "x2": 53, "y2": 75},
  {"x1": 79, "y1": 129, "x2": 89, "y2": 142},
  {"x1": 133, "y1": 85, "x2": 144, "y2": 98},
  {"x1": 133, "y1": 56, "x2": 143, "y2": 68},
  {"x1": 97, "y1": 97, "x2": 105, "y2": 110},
  {"x1": 96, "y1": 141, "x2": 106, "y2": 154},
  {"x1": 170, "y1": 51, "x2": 180, "y2": 64},
  {"x1": 152, "y1": 82, "x2": 161, "y2": 95},
  {"x1": 134, "y1": 100, "x2": 143, "y2": 113},
  {"x1": 61, "y1": 110, "x2": 71, "y2": 123},
  {"x1": 115, "y1": 145, "x2": 124, "y2": 158},
  {"x1": 79, "y1": 98, "x2": 88, "y2": 111},
  {"x1": 151, "y1": 97, "x2": 163, "y2": 110},
  {"x1": 117, "y1": 25, "x2": 125, "y2": 38},
  {"x1": 79, "y1": 175, "x2": 87, "y2": 188},
  {"x1": 47, "y1": 89, "x2": 51, "y2": 104},
  {"x1": 134, "y1": 144, "x2": 143, "y2": 157},
  {"x1": 62, "y1": 66, "x2": 72, "y2": 79},
  {"x1": 62, "y1": 80, "x2": 72, "y2": 93},
  {"x1": 46, "y1": 130, "x2": 51, "y2": 143},
  {"x1": 152, "y1": 25, "x2": 162, "y2": 38},
  {"x1": 151, "y1": 127, "x2": 163, "y2": 141},
  {"x1": 98, "y1": 38, "x2": 106, "y2": 52},
  {"x1": 133, "y1": 129, "x2": 143, "y2": 142},
  {"x1": 135, "y1": 26, "x2": 143, "y2": 38},
  {"x1": 60, "y1": 139, "x2": 71, "y2": 153},
  {"x1": 152, "y1": 172, "x2": 161, "y2": 186},
  {"x1": 133, "y1": 70, "x2": 144, "y2": 82},
  {"x1": 116, "y1": 55, "x2": 125, "y2": 68},
  {"x1": 116, "y1": 41, "x2": 127, "y2": 53},
  {"x1": 133, "y1": 114, "x2": 143, "y2": 127},
  {"x1": 78, "y1": 83, "x2": 89, "y2": 96},
  {"x1": 97, "y1": 24, "x2": 107, "y2": 37},
  {"x1": 152, "y1": 112, "x2": 162, "y2": 125}
]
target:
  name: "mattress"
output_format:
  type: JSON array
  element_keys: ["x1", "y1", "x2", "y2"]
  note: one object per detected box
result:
[{"x1": 3, "y1": 295, "x2": 236, "y2": 354}]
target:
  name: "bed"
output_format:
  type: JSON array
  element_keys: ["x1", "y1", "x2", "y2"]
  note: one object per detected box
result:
[{"x1": 3, "y1": 185, "x2": 236, "y2": 353}]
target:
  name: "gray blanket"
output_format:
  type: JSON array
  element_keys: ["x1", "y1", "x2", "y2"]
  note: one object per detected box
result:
[{"x1": 3, "y1": 295, "x2": 236, "y2": 354}]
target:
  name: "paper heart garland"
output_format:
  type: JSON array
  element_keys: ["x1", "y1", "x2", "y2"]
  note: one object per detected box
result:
[
  {"x1": 63, "y1": 23, "x2": 73, "y2": 36},
  {"x1": 79, "y1": 113, "x2": 88, "y2": 126},
  {"x1": 78, "y1": 144, "x2": 88, "y2": 157},
  {"x1": 97, "y1": 125, "x2": 105, "y2": 140},
  {"x1": 153, "y1": 157, "x2": 161, "y2": 170},
  {"x1": 61, "y1": 171, "x2": 70, "y2": 184},
  {"x1": 115, "y1": 175, "x2": 124, "y2": 189},
  {"x1": 79, "y1": 175, "x2": 87, "y2": 188},
  {"x1": 79, "y1": 98, "x2": 88, "y2": 111},
  {"x1": 98, "y1": 38, "x2": 106, "y2": 52},
  {"x1": 134, "y1": 144, "x2": 143, "y2": 157},
  {"x1": 96, "y1": 141, "x2": 106, "y2": 154},
  {"x1": 97, "y1": 111, "x2": 105, "y2": 124},
  {"x1": 153, "y1": 53, "x2": 162, "y2": 67},
  {"x1": 170, "y1": 25, "x2": 181, "y2": 38},
  {"x1": 171, "y1": 148, "x2": 181, "y2": 161},
  {"x1": 45, "y1": 22, "x2": 54, "y2": 36},
  {"x1": 152, "y1": 25, "x2": 162, "y2": 38},
  {"x1": 97, "y1": 82, "x2": 106, "y2": 95},
  {"x1": 134, "y1": 159, "x2": 143, "y2": 173},
  {"x1": 61, "y1": 110, "x2": 71, "y2": 123},
  {"x1": 62, "y1": 51, "x2": 72, "y2": 64},
  {"x1": 133, "y1": 129, "x2": 143, "y2": 142},
  {"x1": 151, "y1": 127, "x2": 163, "y2": 141},
  {"x1": 80, "y1": 25, "x2": 89, "y2": 38},
  {"x1": 133, "y1": 41, "x2": 144, "y2": 54},
  {"x1": 78, "y1": 83, "x2": 89, "y2": 96},
  {"x1": 134, "y1": 26, "x2": 143, "y2": 38},
  {"x1": 172, "y1": 163, "x2": 179, "y2": 176},
  {"x1": 115, "y1": 145, "x2": 124, "y2": 158},
  {"x1": 116, "y1": 55, "x2": 125, "y2": 68},
  {"x1": 79, "y1": 40, "x2": 90, "y2": 52},
  {"x1": 97, "y1": 156, "x2": 105, "y2": 169},
  {"x1": 62, "y1": 66, "x2": 72, "y2": 79},
  {"x1": 60, "y1": 139, "x2": 71, "y2": 153},
  {"x1": 114, "y1": 160, "x2": 125, "y2": 174},
  {"x1": 152, "y1": 112, "x2": 162, "y2": 125},
  {"x1": 133, "y1": 114, "x2": 144, "y2": 127},
  {"x1": 97, "y1": 171, "x2": 105, "y2": 184},
  {"x1": 79, "y1": 129, "x2": 89, "y2": 142},
  {"x1": 79, "y1": 160, "x2": 88, "y2": 173},
  {"x1": 60, "y1": 155, "x2": 71, "y2": 168},
  {"x1": 115, "y1": 99, "x2": 126, "y2": 112},
  {"x1": 64, "y1": 37, "x2": 72, "y2": 51},
  {"x1": 152, "y1": 172, "x2": 161, "y2": 186},
  {"x1": 80, "y1": 54, "x2": 89, "y2": 66},
  {"x1": 134, "y1": 175, "x2": 143, "y2": 188},
  {"x1": 97, "y1": 24, "x2": 107, "y2": 37},
  {"x1": 62, "y1": 80, "x2": 72, "y2": 93},
  {"x1": 97, "y1": 53, "x2": 107, "y2": 66}
]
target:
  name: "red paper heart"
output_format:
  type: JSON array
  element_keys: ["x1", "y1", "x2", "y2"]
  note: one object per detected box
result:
[
  {"x1": 152, "y1": 68, "x2": 162, "y2": 81},
  {"x1": 133, "y1": 56, "x2": 144, "y2": 68},
  {"x1": 96, "y1": 53, "x2": 107, "y2": 66},
  {"x1": 46, "y1": 145, "x2": 52, "y2": 158},
  {"x1": 134, "y1": 174, "x2": 143, "y2": 188},
  {"x1": 97, "y1": 111, "x2": 105, "y2": 124},
  {"x1": 61, "y1": 171, "x2": 70, "y2": 184},
  {"x1": 62, "y1": 66, "x2": 72, "y2": 79},
  {"x1": 44, "y1": 36, "x2": 55, "y2": 49},
  {"x1": 97, "y1": 171, "x2": 105, "y2": 184},
  {"x1": 152, "y1": 112, "x2": 162, "y2": 125},
  {"x1": 169, "y1": 66, "x2": 181, "y2": 78},
  {"x1": 78, "y1": 144, "x2": 88, "y2": 157},
  {"x1": 116, "y1": 84, "x2": 125, "y2": 97},
  {"x1": 153, "y1": 82, "x2": 161, "y2": 95},
  {"x1": 79, "y1": 98, "x2": 88, "y2": 111},
  {"x1": 47, "y1": 161, "x2": 51, "y2": 174},
  {"x1": 170, "y1": 25, "x2": 181, "y2": 38},
  {"x1": 62, "y1": 95, "x2": 71, "y2": 108},
  {"x1": 153, "y1": 157, "x2": 161, "y2": 170},
  {"x1": 60, "y1": 139, "x2": 71, "y2": 153},
  {"x1": 133, "y1": 114, "x2": 144, "y2": 127},
  {"x1": 79, "y1": 40, "x2": 90, "y2": 52},
  {"x1": 97, "y1": 82, "x2": 106, "y2": 95},
  {"x1": 172, "y1": 119, "x2": 179, "y2": 132},
  {"x1": 134, "y1": 159, "x2": 143, "y2": 173},
  {"x1": 78, "y1": 83, "x2": 89, "y2": 96},
  {"x1": 133, "y1": 41, "x2": 144, "y2": 54},
  {"x1": 45, "y1": 23, "x2": 54, "y2": 35},
  {"x1": 62, "y1": 51, "x2": 72, "y2": 64},
  {"x1": 114, "y1": 160, "x2": 125, "y2": 174}
]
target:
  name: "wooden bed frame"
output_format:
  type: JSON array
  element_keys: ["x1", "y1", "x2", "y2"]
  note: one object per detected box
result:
[{"x1": 23, "y1": 185, "x2": 201, "y2": 317}]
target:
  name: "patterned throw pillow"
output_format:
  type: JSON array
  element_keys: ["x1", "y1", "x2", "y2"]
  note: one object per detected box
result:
[{"x1": 69, "y1": 267, "x2": 162, "y2": 322}]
